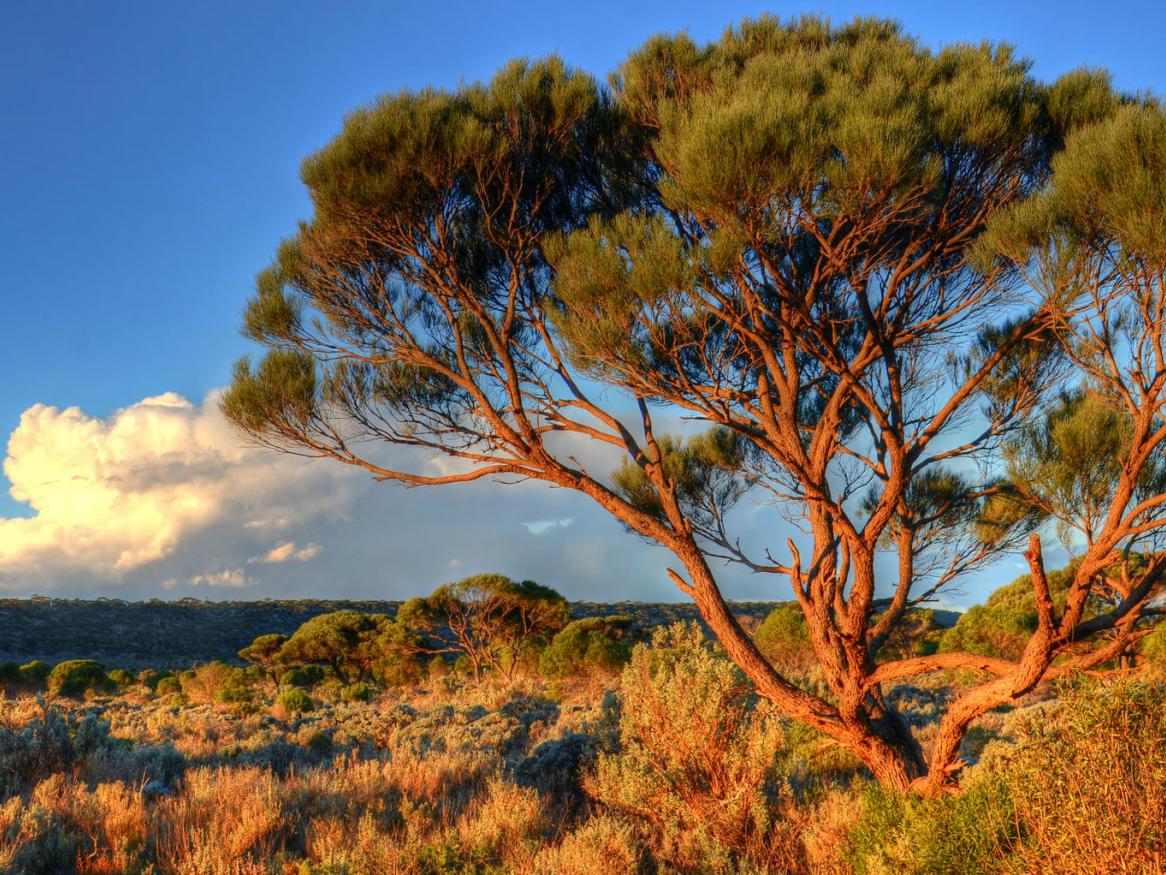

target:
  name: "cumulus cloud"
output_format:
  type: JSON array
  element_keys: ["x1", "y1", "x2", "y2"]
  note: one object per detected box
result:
[
  {"x1": 0, "y1": 391, "x2": 360, "y2": 588},
  {"x1": 248, "y1": 541, "x2": 323, "y2": 564},
  {"x1": 0, "y1": 389, "x2": 1013, "y2": 606}
]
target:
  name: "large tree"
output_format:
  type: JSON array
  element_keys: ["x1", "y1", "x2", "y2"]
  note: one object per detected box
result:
[{"x1": 223, "y1": 16, "x2": 1166, "y2": 793}]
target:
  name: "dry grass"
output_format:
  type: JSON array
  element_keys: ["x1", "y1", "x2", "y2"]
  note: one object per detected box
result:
[{"x1": 1, "y1": 639, "x2": 1163, "y2": 873}]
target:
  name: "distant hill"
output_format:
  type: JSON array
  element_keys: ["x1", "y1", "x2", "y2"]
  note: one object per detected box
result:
[{"x1": 0, "y1": 596, "x2": 959, "y2": 670}]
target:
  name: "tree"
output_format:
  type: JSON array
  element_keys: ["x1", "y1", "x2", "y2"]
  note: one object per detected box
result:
[
  {"x1": 398, "y1": 574, "x2": 570, "y2": 681},
  {"x1": 238, "y1": 632, "x2": 289, "y2": 684},
  {"x1": 224, "y1": 15, "x2": 1166, "y2": 792},
  {"x1": 279, "y1": 610, "x2": 398, "y2": 684}
]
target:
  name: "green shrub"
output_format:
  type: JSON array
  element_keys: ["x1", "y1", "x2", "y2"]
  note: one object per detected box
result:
[
  {"x1": 540, "y1": 616, "x2": 632, "y2": 679},
  {"x1": 754, "y1": 604, "x2": 813, "y2": 674},
  {"x1": 453, "y1": 655, "x2": 473, "y2": 678},
  {"x1": 340, "y1": 682, "x2": 371, "y2": 703},
  {"x1": 278, "y1": 688, "x2": 315, "y2": 714},
  {"x1": 427, "y1": 655, "x2": 450, "y2": 679},
  {"x1": 1140, "y1": 622, "x2": 1166, "y2": 669},
  {"x1": 107, "y1": 668, "x2": 135, "y2": 687},
  {"x1": 155, "y1": 676, "x2": 181, "y2": 696},
  {"x1": 844, "y1": 779, "x2": 1018, "y2": 874},
  {"x1": 47, "y1": 660, "x2": 108, "y2": 698},
  {"x1": 306, "y1": 730, "x2": 333, "y2": 754},
  {"x1": 372, "y1": 653, "x2": 422, "y2": 688},
  {"x1": 18, "y1": 660, "x2": 50, "y2": 687},
  {"x1": 281, "y1": 665, "x2": 326, "y2": 689},
  {"x1": 214, "y1": 674, "x2": 254, "y2": 709}
]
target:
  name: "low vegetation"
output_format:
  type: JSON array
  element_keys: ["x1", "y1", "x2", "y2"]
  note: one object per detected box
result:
[{"x1": 1, "y1": 574, "x2": 1164, "y2": 872}]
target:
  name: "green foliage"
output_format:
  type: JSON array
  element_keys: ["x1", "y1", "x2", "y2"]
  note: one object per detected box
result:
[
  {"x1": 611, "y1": 428, "x2": 754, "y2": 533},
  {"x1": 280, "y1": 665, "x2": 326, "y2": 689},
  {"x1": 279, "y1": 610, "x2": 404, "y2": 684},
  {"x1": 1005, "y1": 391, "x2": 1166, "y2": 546},
  {"x1": 844, "y1": 679, "x2": 1166, "y2": 874},
  {"x1": 18, "y1": 661, "x2": 50, "y2": 687},
  {"x1": 426, "y1": 655, "x2": 451, "y2": 679},
  {"x1": 400, "y1": 575, "x2": 569, "y2": 681},
  {"x1": 46, "y1": 660, "x2": 108, "y2": 698},
  {"x1": 221, "y1": 54, "x2": 639, "y2": 444},
  {"x1": 277, "y1": 688, "x2": 315, "y2": 714},
  {"x1": 176, "y1": 661, "x2": 255, "y2": 711},
  {"x1": 1141, "y1": 623, "x2": 1166, "y2": 667},
  {"x1": 539, "y1": 615, "x2": 633, "y2": 679},
  {"x1": 986, "y1": 102, "x2": 1166, "y2": 263},
  {"x1": 844, "y1": 778, "x2": 1018, "y2": 874},
  {"x1": 154, "y1": 676, "x2": 181, "y2": 697},
  {"x1": 754, "y1": 604, "x2": 812, "y2": 674},
  {"x1": 590, "y1": 623, "x2": 799, "y2": 872},
  {"x1": 0, "y1": 661, "x2": 20, "y2": 684},
  {"x1": 107, "y1": 668, "x2": 135, "y2": 687},
  {"x1": 340, "y1": 682, "x2": 371, "y2": 703},
  {"x1": 940, "y1": 560, "x2": 1103, "y2": 660},
  {"x1": 238, "y1": 632, "x2": 289, "y2": 681}
]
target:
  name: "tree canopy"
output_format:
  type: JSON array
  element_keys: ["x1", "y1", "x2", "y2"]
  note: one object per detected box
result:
[
  {"x1": 224, "y1": 14, "x2": 1166, "y2": 794},
  {"x1": 398, "y1": 574, "x2": 569, "y2": 680},
  {"x1": 278, "y1": 610, "x2": 403, "y2": 684}
]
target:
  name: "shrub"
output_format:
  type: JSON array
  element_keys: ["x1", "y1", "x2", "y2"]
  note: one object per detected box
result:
[
  {"x1": 453, "y1": 655, "x2": 473, "y2": 678},
  {"x1": 108, "y1": 668, "x2": 135, "y2": 687},
  {"x1": 843, "y1": 778, "x2": 1018, "y2": 874},
  {"x1": 754, "y1": 604, "x2": 814, "y2": 675},
  {"x1": 540, "y1": 616, "x2": 632, "y2": 679},
  {"x1": 589, "y1": 622, "x2": 804, "y2": 873},
  {"x1": 47, "y1": 660, "x2": 108, "y2": 698},
  {"x1": 427, "y1": 655, "x2": 450, "y2": 679},
  {"x1": 533, "y1": 814, "x2": 643, "y2": 874},
  {"x1": 0, "y1": 702, "x2": 118, "y2": 797},
  {"x1": 238, "y1": 632, "x2": 289, "y2": 683},
  {"x1": 340, "y1": 682, "x2": 371, "y2": 703},
  {"x1": 138, "y1": 668, "x2": 166, "y2": 689},
  {"x1": 278, "y1": 688, "x2": 315, "y2": 714},
  {"x1": 18, "y1": 660, "x2": 50, "y2": 687},
  {"x1": 989, "y1": 678, "x2": 1166, "y2": 872},
  {"x1": 177, "y1": 661, "x2": 253, "y2": 708},
  {"x1": 279, "y1": 610, "x2": 400, "y2": 684},
  {"x1": 155, "y1": 676, "x2": 182, "y2": 696},
  {"x1": 1140, "y1": 623, "x2": 1166, "y2": 670},
  {"x1": 281, "y1": 665, "x2": 326, "y2": 689}
]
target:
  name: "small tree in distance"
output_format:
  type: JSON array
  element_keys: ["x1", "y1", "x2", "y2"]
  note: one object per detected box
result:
[
  {"x1": 238, "y1": 632, "x2": 289, "y2": 685},
  {"x1": 278, "y1": 610, "x2": 398, "y2": 684},
  {"x1": 398, "y1": 574, "x2": 569, "y2": 681},
  {"x1": 224, "y1": 15, "x2": 1166, "y2": 793}
]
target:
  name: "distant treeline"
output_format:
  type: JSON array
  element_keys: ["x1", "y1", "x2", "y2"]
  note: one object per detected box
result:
[{"x1": 0, "y1": 596, "x2": 843, "y2": 669}]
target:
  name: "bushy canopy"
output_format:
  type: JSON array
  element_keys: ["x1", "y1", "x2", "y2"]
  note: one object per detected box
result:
[{"x1": 399, "y1": 574, "x2": 569, "y2": 680}]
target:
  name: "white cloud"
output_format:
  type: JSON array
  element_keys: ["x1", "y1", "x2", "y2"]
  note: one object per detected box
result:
[
  {"x1": 0, "y1": 391, "x2": 359, "y2": 586},
  {"x1": 248, "y1": 541, "x2": 322, "y2": 564},
  {"x1": 522, "y1": 517, "x2": 574, "y2": 536},
  {"x1": 163, "y1": 567, "x2": 253, "y2": 590}
]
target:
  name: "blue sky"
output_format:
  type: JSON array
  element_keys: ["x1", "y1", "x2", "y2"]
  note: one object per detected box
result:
[{"x1": 0, "y1": 1, "x2": 1162, "y2": 601}]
